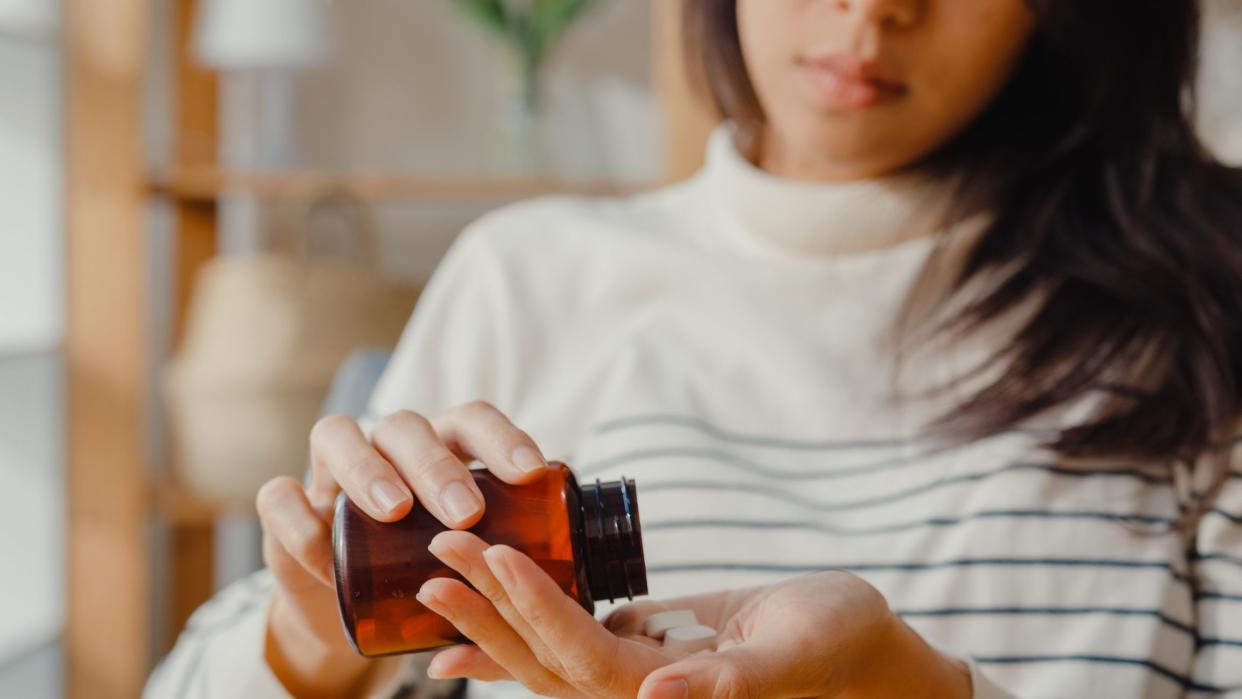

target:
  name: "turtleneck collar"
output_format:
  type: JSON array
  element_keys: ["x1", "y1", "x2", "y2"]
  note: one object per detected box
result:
[{"x1": 698, "y1": 124, "x2": 965, "y2": 260}]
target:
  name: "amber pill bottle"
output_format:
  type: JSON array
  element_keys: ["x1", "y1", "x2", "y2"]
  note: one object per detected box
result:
[{"x1": 332, "y1": 462, "x2": 648, "y2": 657}]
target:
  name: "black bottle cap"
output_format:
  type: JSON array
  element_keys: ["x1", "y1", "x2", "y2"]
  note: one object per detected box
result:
[{"x1": 580, "y1": 477, "x2": 648, "y2": 604}]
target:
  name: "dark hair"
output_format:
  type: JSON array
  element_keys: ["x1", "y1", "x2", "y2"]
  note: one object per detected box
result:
[{"x1": 683, "y1": 0, "x2": 1242, "y2": 526}]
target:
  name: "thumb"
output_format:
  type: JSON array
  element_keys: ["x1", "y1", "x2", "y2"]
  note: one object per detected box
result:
[{"x1": 638, "y1": 643, "x2": 823, "y2": 699}]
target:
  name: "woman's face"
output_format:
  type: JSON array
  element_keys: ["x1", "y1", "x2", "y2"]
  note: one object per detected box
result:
[{"x1": 737, "y1": 0, "x2": 1036, "y2": 180}]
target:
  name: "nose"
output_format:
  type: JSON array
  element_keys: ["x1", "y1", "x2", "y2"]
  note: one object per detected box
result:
[{"x1": 830, "y1": 0, "x2": 923, "y2": 29}]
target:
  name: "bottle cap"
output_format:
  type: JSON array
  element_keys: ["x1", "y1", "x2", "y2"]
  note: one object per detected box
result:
[{"x1": 580, "y1": 477, "x2": 648, "y2": 603}]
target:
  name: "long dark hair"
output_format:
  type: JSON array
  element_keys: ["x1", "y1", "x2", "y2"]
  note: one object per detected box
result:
[{"x1": 683, "y1": 0, "x2": 1242, "y2": 525}]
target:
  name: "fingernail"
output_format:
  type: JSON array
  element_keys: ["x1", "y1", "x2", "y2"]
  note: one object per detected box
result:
[
  {"x1": 510, "y1": 444, "x2": 548, "y2": 474},
  {"x1": 426, "y1": 650, "x2": 460, "y2": 680},
  {"x1": 324, "y1": 563, "x2": 337, "y2": 585},
  {"x1": 439, "y1": 480, "x2": 482, "y2": 523},
  {"x1": 416, "y1": 587, "x2": 445, "y2": 613},
  {"x1": 427, "y1": 535, "x2": 458, "y2": 569},
  {"x1": 370, "y1": 480, "x2": 410, "y2": 513},
  {"x1": 427, "y1": 532, "x2": 447, "y2": 553},
  {"x1": 645, "y1": 679, "x2": 688, "y2": 699},
  {"x1": 483, "y1": 546, "x2": 515, "y2": 587}
]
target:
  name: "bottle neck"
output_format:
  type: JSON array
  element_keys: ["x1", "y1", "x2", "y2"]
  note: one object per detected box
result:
[{"x1": 577, "y1": 476, "x2": 647, "y2": 604}]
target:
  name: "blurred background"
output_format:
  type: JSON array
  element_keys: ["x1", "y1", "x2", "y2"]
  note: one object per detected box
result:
[{"x1": 0, "y1": 1, "x2": 1239, "y2": 698}]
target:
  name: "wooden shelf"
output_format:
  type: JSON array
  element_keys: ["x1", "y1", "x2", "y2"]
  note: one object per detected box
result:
[
  {"x1": 61, "y1": 2, "x2": 703, "y2": 695},
  {"x1": 148, "y1": 168, "x2": 644, "y2": 203},
  {"x1": 152, "y1": 483, "x2": 226, "y2": 527}
]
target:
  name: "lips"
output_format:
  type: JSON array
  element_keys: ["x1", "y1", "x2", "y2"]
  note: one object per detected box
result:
[{"x1": 799, "y1": 54, "x2": 908, "y2": 109}]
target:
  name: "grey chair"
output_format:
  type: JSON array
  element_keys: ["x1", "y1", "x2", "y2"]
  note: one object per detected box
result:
[{"x1": 320, "y1": 348, "x2": 393, "y2": 423}]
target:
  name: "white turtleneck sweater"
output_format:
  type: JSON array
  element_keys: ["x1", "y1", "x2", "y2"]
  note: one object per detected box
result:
[{"x1": 147, "y1": 128, "x2": 1242, "y2": 699}]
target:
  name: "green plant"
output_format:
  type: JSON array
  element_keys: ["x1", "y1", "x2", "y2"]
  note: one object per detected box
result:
[{"x1": 451, "y1": 0, "x2": 600, "y2": 110}]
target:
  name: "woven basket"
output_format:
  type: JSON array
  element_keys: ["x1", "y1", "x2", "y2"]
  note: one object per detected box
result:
[{"x1": 164, "y1": 193, "x2": 419, "y2": 506}]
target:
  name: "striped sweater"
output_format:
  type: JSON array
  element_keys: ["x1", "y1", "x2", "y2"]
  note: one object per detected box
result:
[{"x1": 147, "y1": 127, "x2": 1242, "y2": 699}]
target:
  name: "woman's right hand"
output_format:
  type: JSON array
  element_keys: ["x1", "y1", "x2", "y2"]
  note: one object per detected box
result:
[{"x1": 254, "y1": 401, "x2": 555, "y2": 699}]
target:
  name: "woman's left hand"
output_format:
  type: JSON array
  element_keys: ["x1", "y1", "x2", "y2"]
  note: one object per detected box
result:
[{"x1": 416, "y1": 531, "x2": 973, "y2": 699}]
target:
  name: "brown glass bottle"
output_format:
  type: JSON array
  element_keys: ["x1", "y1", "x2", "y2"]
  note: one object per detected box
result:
[{"x1": 332, "y1": 462, "x2": 647, "y2": 657}]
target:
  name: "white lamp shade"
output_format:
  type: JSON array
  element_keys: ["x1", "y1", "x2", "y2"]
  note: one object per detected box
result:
[{"x1": 194, "y1": 0, "x2": 332, "y2": 70}]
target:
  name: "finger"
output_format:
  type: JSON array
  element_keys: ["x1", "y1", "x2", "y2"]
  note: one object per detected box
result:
[
  {"x1": 426, "y1": 532, "x2": 557, "y2": 666},
  {"x1": 301, "y1": 442, "x2": 340, "y2": 518},
  {"x1": 309, "y1": 414, "x2": 412, "y2": 521},
  {"x1": 639, "y1": 645, "x2": 814, "y2": 699},
  {"x1": 427, "y1": 646, "x2": 513, "y2": 682},
  {"x1": 370, "y1": 410, "x2": 485, "y2": 528},
  {"x1": 416, "y1": 578, "x2": 567, "y2": 696},
  {"x1": 256, "y1": 477, "x2": 335, "y2": 587},
  {"x1": 485, "y1": 544, "x2": 649, "y2": 695},
  {"x1": 431, "y1": 401, "x2": 552, "y2": 484},
  {"x1": 263, "y1": 532, "x2": 321, "y2": 597}
]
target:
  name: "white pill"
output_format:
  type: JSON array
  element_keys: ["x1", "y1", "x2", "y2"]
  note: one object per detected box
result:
[
  {"x1": 642, "y1": 610, "x2": 700, "y2": 639},
  {"x1": 662, "y1": 624, "x2": 718, "y2": 654}
]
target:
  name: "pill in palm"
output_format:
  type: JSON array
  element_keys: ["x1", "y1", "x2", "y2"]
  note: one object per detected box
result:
[
  {"x1": 662, "y1": 624, "x2": 718, "y2": 653},
  {"x1": 642, "y1": 609, "x2": 700, "y2": 639}
]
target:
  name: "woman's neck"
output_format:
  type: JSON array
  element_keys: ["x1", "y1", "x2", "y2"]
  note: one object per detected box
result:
[
  {"x1": 755, "y1": 126, "x2": 897, "y2": 182},
  {"x1": 699, "y1": 124, "x2": 970, "y2": 259}
]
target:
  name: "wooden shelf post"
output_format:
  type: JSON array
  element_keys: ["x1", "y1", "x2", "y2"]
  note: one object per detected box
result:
[
  {"x1": 165, "y1": 0, "x2": 220, "y2": 653},
  {"x1": 65, "y1": 1, "x2": 151, "y2": 697},
  {"x1": 66, "y1": 1, "x2": 221, "y2": 695}
]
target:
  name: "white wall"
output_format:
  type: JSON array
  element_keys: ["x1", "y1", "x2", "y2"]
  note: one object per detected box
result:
[
  {"x1": 0, "y1": 353, "x2": 63, "y2": 662},
  {"x1": 294, "y1": 0, "x2": 654, "y2": 178},
  {"x1": 0, "y1": 0, "x2": 64, "y2": 672},
  {"x1": 0, "y1": 28, "x2": 62, "y2": 351},
  {"x1": 232, "y1": 0, "x2": 659, "y2": 283}
]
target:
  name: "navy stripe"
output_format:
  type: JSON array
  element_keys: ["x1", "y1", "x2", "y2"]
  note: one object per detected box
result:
[
  {"x1": 590, "y1": 415, "x2": 1242, "y2": 484},
  {"x1": 904, "y1": 608, "x2": 1242, "y2": 650},
  {"x1": 580, "y1": 443, "x2": 1175, "y2": 486},
  {"x1": 1198, "y1": 591, "x2": 1242, "y2": 602},
  {"x1": 636, "y1": 463, "x2": 1169, "y2": 515},
  {"x1": 649, "y1": 562, "x2": 848, "y2": 574},
  {"x1": 898, "y1": 606, "x2": 1196, "y2": 638},
  {"x1": 903, "y1": 606, "x2": 1242, "y2": 650},
  {"x1": 973, "y1": 655, "x2": 1220, "y2": 692},
  {"x1": 1199, "y1": 637, "x2": 1242, "y2": 648},
  {"x1": 643, "y1": 508, "x2": 1176, "y2": 537},
  {"x1": 643, "y1": 511, "x2": 1171, "y2": 533},
  {"x1": 648, "y1": 557, "x2": 1193, "y2": 586},
  {"x1": 1212, "y1": 508, "x2": 1242, "y2": 524}
]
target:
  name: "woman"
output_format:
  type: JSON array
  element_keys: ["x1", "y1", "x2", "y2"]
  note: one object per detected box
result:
[{"x1": 147, "y1": 0, "x2": 1242, "y2": 697}]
